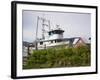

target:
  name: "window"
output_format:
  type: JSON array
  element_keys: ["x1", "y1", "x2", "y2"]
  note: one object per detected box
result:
[
  {"x1": 51, "y1": 41, "x2": 53, "y2": 43},
  {"x1": 57, "y1": 40, "x2": 62, "y2": 42},
  {"x1": 40, "y1": 42, "x2": 43, "y2": 45}
]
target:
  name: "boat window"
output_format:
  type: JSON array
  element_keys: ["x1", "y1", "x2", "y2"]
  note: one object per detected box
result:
[
  {"x1": 40, "y1": 42, "x2": 43, "y2": 45},
  {"x1": 57, "y1": 40, "x2": 62, "y2": 42},
  {"x1": 51, "y1": 41, "x2": 53, "y2": 43}
]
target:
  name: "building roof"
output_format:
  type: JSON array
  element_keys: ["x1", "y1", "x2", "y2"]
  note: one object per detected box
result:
[
  {"x1": 73, "y1": 38, "x2": 80, "y2": 45},
  {"x1": 72, "y1": 37, "x2": 85, "y2": 45},
  {"x1": 23, "y1": 41, "x2": 35, "y2": 47}
]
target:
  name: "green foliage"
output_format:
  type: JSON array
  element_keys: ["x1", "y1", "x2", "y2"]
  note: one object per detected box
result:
[{"x1": 23, "y1": 45, "x2": 91, "y2": 69}]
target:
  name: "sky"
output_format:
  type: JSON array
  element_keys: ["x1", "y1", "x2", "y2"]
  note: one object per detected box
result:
[{"x1": 22, "y1": 10, "x2": 91, "y2": 43}]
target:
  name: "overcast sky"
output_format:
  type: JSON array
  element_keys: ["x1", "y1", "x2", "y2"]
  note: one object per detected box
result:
[{"x1": 22, "y1": 10, "x2": 91, "y2": 43}]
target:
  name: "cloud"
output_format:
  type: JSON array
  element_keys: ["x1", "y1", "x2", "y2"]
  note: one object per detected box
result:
[
  {"x1": 23, "y1": 10, "x2": 91, "y2": 43},
  {"x1": 23, "y1": 27, "x2": 36, "y2": 42}
]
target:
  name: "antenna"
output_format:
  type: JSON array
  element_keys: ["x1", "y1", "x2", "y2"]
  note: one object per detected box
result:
[
  {"x1": 48, "y1": 20, "x2": 51, "y2": 31},
  {"x1": 35, "y1": 15, "x2": 51, "y2": 50},
  {"x1": 42, "y1": 15, "x2": 45, "y2": 39},
  {"x1": 38, "y1": 14, "x2": 51, "y2": 40},
  {"x1": 56, "y1": 24, "x2": 60, "y2": 29},
  {"x1": 35, "y1": 16, "x2": 39, "y2": 50}
]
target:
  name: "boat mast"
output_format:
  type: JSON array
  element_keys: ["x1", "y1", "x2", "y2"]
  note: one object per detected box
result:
[
  {"x1": 35, "y1": 16, "x2": 39, "y2": 50},
  {"x1": 35, "y1": 15, "x2": 51, "y2": 50}
]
